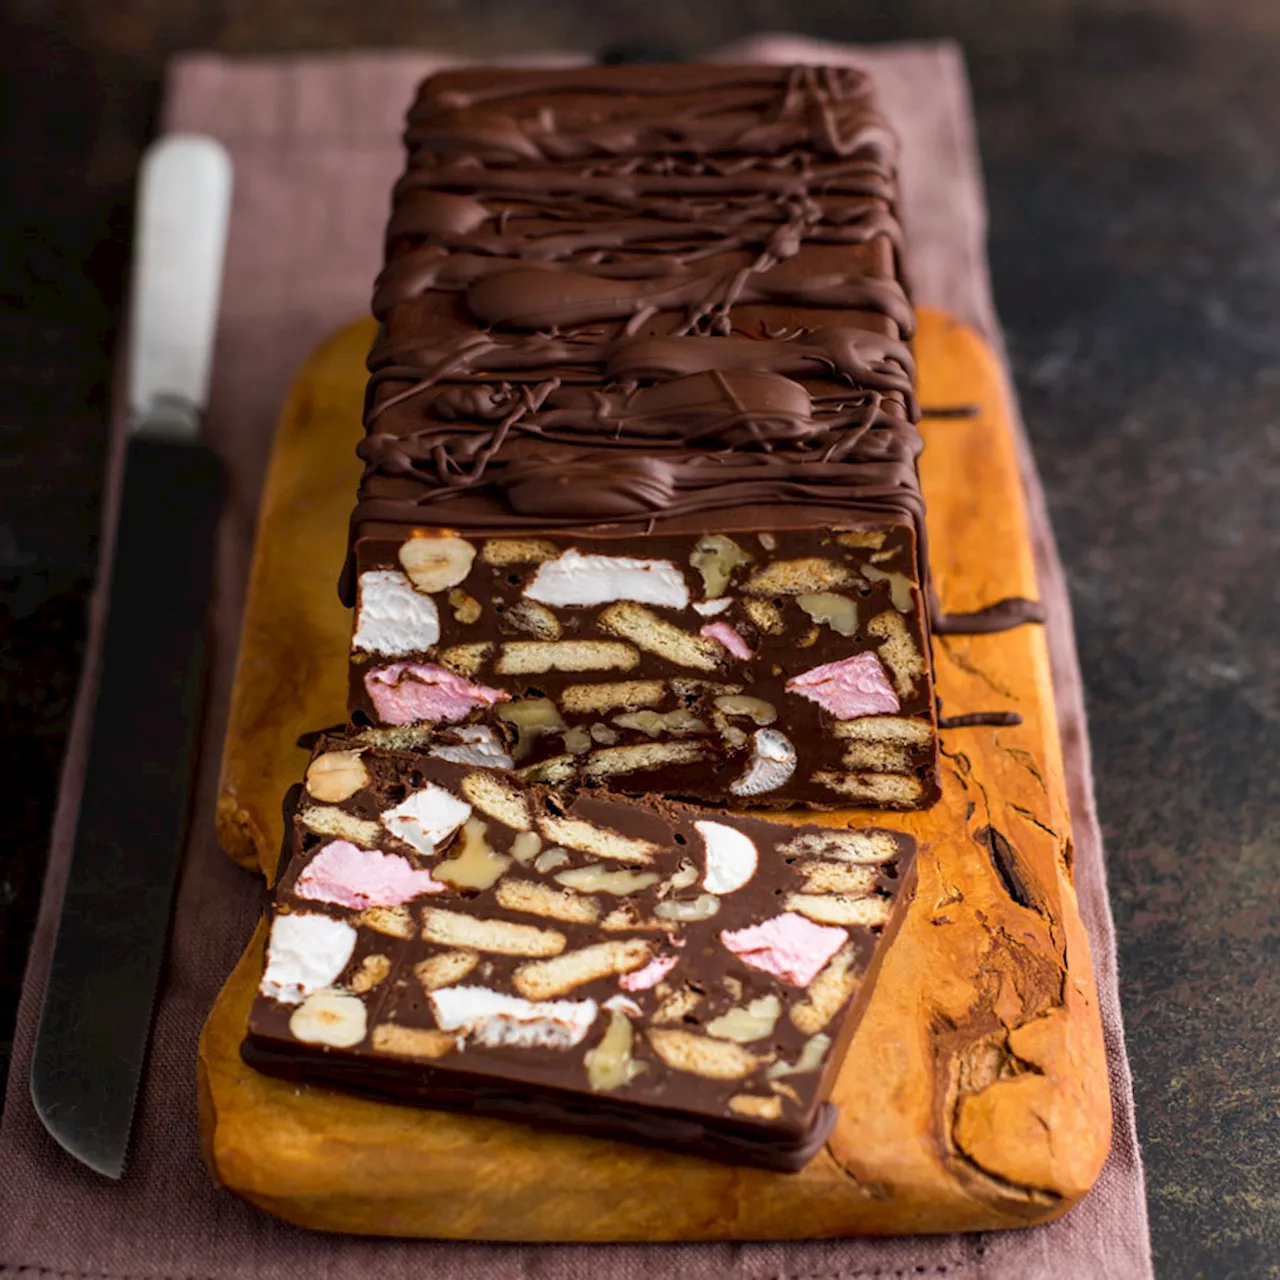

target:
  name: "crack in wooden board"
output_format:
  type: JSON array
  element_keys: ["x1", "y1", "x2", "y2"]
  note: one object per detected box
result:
[{"x1": 204, "y1": 308, "x2": 1111, "y2": 1238}]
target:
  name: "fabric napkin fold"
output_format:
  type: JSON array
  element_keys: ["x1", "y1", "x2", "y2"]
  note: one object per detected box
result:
[{"x1": 0, "y1": 36, "x2": 1153, "y2": 1280}]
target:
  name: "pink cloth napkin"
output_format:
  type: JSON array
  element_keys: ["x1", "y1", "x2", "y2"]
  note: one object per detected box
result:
[{"x1": 0, "y1": 36, "x2": 1153, "y2": 1280}]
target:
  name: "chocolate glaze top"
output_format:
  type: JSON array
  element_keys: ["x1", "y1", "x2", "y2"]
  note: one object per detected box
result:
[{"x1": 353, "y1": 64, "x2": 925, "y2": 543}]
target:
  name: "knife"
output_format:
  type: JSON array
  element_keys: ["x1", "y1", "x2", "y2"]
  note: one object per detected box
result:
[{"x1": 30, "y1": 135, "x2": 232, "y2": 1179}]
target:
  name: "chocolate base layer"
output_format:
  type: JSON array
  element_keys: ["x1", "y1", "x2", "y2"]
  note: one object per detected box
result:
[{"x1": 242, "y1": 737, "x2": 916, "y2": 1172}]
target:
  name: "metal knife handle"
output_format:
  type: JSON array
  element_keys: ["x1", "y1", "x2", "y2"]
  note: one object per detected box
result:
[{"x1": 30, "y1": 434, "x2": 225, "y2": 1178}]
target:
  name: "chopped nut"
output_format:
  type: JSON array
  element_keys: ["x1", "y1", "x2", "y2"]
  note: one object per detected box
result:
[
  {"x1": 560, "y1": 680, "x2": 665, "y2": 714},
  {"x1": 724, "y1": 976, "x2": 743, "y2": 1001},
  {"x1": 711, "y1": 710, "x2": 749, "y2": 750},
  {"x1": 769, "y1": 1080, "x2": 802, "y2": 1103},
  {"x1": 371, "y1": 1023, "x2": 458, "y2": 1060},
  {"x1": 447, "y1": 587, "x2": 482, "y2": 625},
  {"x1": 421, "y1": 907, "x2": 566, "y2": 957},
  {"x1": 742, "y1": 598, "x2": 785, "y2": 634},
  {"x1": 812, "y1": 770, "x2": 924, "y2": 806},
  {"x1": 460, "y1": 770, "x2": 532, "y2": 831},
  {"x1": 481, "y1": 538, "x2": 559, "y2": 566},
  {"x1": 510, "y1": 830, "x2": 543, "y2": 863},
  {"x1": 689, "y1": 535, "x2": 752, "y2": 598},
  {"x1": 584, "y1": 1010, "x2": 647, "y2": 1091},
  {"x1": 533, "y1": 846, "x2": 568, "y2": 873},
  {"x1": 713, "y1": 694, "x2": 776, "y2": 725},
  {"x1": 706, "y1": 994, "x2": 782, "y2": 1043},
  {"x1": 790, "y1": 943, "x2": 859, "y2": 1034},
  {"x1": 513, "y1": 939, "x2": 652, "y2": 1000},
  {"x1": 299, "y1": 804, "x2": 382, "y2": 849},
  {"x1": 439, "y1": 642, "x2": 493, "y2": 677},
  {"x1": 746, "y1": 558, "x2": 850, "y2": 595},
  {"x1": 305, "y1": 750, "x2": 369, "y2": 803},
  {"x1": 757, "y1": 532, "x2": 778, "y2": 551},
  {"x1": 433, "y1": 818, "x2": 510, "y2": 891},
  {"x1": 496, "y1": 877, "x2": 601, "y2": 924},
  {"x1": 866, "y1": 610, "x2": 924, "y2": 697},
  {"x1": 659, "y1": 858, "x2": 700, "y2": 896},
  {"x1": 785, "y1": 892, "x2": 892, "y2": 928},
  {"x1": 538, "y1": 813, "x2": 658, "y2": 864},
  {"x1": 399, "y1": 533, "x2": 476, "y2": 593},
  {"x1": 598, "y1": 603, "x2": 724, "y2": 671},
  {"x1": 862, "y1": 563, "x2": 916, "y2": 613},
  {"x1": 613, "y1": 709, "x2": 709, "y2": 737},
  {"x1": 692, "y1": 597, "x2": 731, "y2": 617},
  {"x1": 357, "y1": 904, "x2": 415, "y2": 939},
  {"x1": 583, "y1": 740, "x2": 709, "y2": 778},
  {"x1": 601, "y1": 903, "x2": 668, "y2": 932},
  {"x1": 497, "y1": 640, "x2": 639, "y2": 674},
  {"x1": 730, "y1": 728, "x2": 797, "y2": 797},
  {"x1": 507, "y1": 598, "x2": 560, "y2": 639},
  {"x1": 562, "y1": 725, "x2": 593, "y2": 755},
  {"x1": 728, "y1": 1094, "x2": 783, "y2": 1120},
  {"x1": 289, "y1": 990, "x2": 367, "y2": 1048},
  {"x1": 647, "y1": 1028, "x2": 763, "y2": 1079},
  {"x1": 652, "y1": 986, "x2": 702, "y2": 1023},
  {"x1": 654, "y1": 893, "x2": 720, "y2": 922},
  {"x1": 766, "y1": 1032, "x2": 832, "y2": 1078},
  {"x1": 496, "y1": 696, "x2": 566, "y2": 762},
  {"x1": 589, "y1": 722, "x2": 619, "y2": 744},
  {"x1": 414, "y1": 949, "x2": 480, "y2": 991},
  {"x1": 348, "y1": 953, "x2": 392, "y2": 994},
  {"x1": 555, "y1": 864, "x2": 661, "y2": 895},
  {"x1": 797, "y1": 592, "x2": 859, "y2": 637}
]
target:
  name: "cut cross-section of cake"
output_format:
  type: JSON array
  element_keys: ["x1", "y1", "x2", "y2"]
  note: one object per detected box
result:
[
  {"x1": 341, "y1": 63, "x2": 940, "y2": 810},
  {"x1": 243, "y1": 733, "x2": 917, "y2": 1172}
]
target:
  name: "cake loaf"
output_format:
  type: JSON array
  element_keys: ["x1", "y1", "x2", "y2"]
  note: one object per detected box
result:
[
  {"x1": 344, "y1": 64, "x2": 939, "y2": 809},
  {"x1": 243, "y1": 733, "x2": 916, "y2": 1171}
]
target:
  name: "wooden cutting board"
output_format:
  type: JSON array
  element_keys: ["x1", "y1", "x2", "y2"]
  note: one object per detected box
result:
[{"x1": 203, "y1": 307, "x2": 1111, "y2": 1239}]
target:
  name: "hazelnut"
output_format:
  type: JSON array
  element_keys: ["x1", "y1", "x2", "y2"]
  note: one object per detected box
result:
[
  {"x1": 289, "y1": 990, "x2": 367, "y2": 1048},
  {"x1": 689, "y1": 535, "x2": 752, "y2": 599},
  {"x1": 304, "y1": 750, "x2": 369, "y2": 803},
  {"x1": 398, "y1": 533, "x2": 477, "y2": 593},
  {"x1": 797, "y1": 592, "x2": 858, "y2": 636}
]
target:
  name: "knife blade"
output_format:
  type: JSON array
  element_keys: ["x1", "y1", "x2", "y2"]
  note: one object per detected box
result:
[{"x1": 30, "y1": 135, "x2": 232, "y2": 1179}]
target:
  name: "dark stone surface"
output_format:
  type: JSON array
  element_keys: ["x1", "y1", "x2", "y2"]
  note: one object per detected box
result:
[{"x1": 2, "y1": 2, "x2": 1278, "y2": 1274}]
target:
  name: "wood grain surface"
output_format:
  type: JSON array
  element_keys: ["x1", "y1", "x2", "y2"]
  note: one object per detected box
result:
[{"x1": 203, "y1": 306, "x2": 1110, "y2": 1238}]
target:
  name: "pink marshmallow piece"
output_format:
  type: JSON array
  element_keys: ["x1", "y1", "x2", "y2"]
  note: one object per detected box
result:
[
  {"x1": 785, "y1": 650, "x2": 899, "y2": 718},
  {"x1": 720, "y1": 912, "x2": 847, "y2": 987},
  {"x1": 700, "y1": 621, "x2": 753, "y2": 660},
  {"x1": 619, "y1": 954, "x2": 677, "y2": 992},
  {"x1": 295, "y1": 839, "x2": 446, "y2": 909},
  {"x1": 365, "y1": 661, "x2": 509, "y2": 726}
]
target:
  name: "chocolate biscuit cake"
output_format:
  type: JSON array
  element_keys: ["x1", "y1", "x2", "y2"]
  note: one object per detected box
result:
[
  {"x1": 342, "y1": 64, "x2": 940, "y2": 810},
  {"x1": 243, "y1": 733, "x2": 916, "y2": 1172}
]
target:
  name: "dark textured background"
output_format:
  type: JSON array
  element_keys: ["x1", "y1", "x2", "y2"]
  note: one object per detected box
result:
[{"x1": 2, "y1": 2, "x2": 1277, "y2": 1275}]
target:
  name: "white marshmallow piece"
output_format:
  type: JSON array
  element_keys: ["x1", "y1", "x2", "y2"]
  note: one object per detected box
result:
[
  {"x1": 696, "y1": 820, "x2": 759, "y2": 895},
  {"x1": 427, "y1": 725, "x2": 515, "y2": 769},
  {"x1": 381, "y1": 783, "x2": 473, "y2": 856},
  {"x1": 692, "y1": 597, "x2": 732, "y2": 617},
  {"x1": 353, "y1": 569, "x2": 440, "y2": 656},
  {"x1": 526, "y1": 550, "x2": 690, "y2": 610},
  {"x1": 429, "y1": 985, "x2": 598, "y2": 1049},
  {"x1": 260, "y1": 912, "x2": 358, "y2": 1004},
  {"x1": 730, "y1": 728, "x2": 798, "y2": 797}
]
